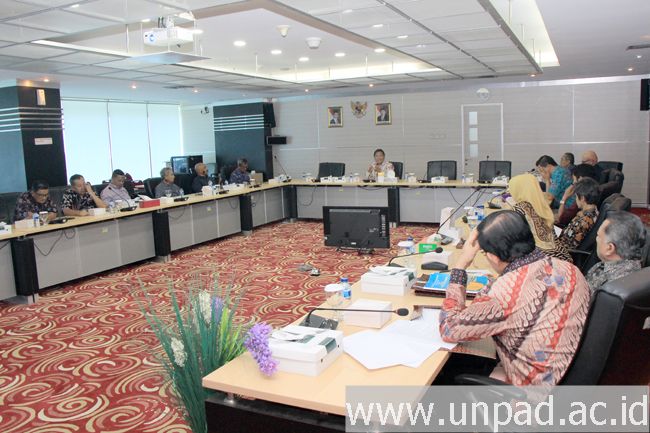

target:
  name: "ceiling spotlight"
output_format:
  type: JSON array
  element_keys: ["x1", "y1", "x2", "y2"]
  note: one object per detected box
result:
[
  {"x1": 191, "y1": 29, "x2": 203, "y2": 34},
  {"x1": 233, "y1": 40, "x2": 246, "y2": 47},
  {"x1": 636, "y1": 54, "x2": 643, "y2": 59},
  {"x1": 368, "y1": 83, "x2": 375, "y2": 87},
  {"x1": 306, "y1": 37, "x2": 321, "y2": 49},
  {"x1": 627, "y1": 67, "x2": 634, "y2": 72},
  {"x1": 271, "y1": 49, "x2": 282, "y2": 55},
  {"x1": 529, "y1": 74, "x2": 536, "y2": 77},
  {"x1": 141, "y1": 18, "x2": 151, "y2": 23},
  {"x1": 304, "y1": 89, "x2": 309, "y2": 92},
  {"x1": 397, "y1": 35, "x2": 408, "y2": 39},
  {"x1": 277, "y1": 25, "x2": 291, "y2": 38},
  {"x1": 342, "y1": 9, "x2": 353, "y2": 14},
  {"x1": 298, "y1": 56, "x2": 309, "y2": 62},
  {"x1": 372, "y1": 24, "x2": 384, "y2": 28},
  {"x1": 335, "y1": 52, "x2": 346, "y2": 57},
  {"x1": 43, "y1": 77, "x2": 50, "y2": 82},
  {"x1": 193, "y1": 89, "x2": 199, "y2": 93},
  {"x1": 416, "y1": 44, "x2": 426, "y2": 48},
  {"x1": 131, "y1": 84, "x2": 137, "y2": 89},
  {"x1": 374, "y1": 48, "x2": 386, "y2": 53},
  {"x1": 70, "y1": 3, "x2": 80, "y2": 8}
]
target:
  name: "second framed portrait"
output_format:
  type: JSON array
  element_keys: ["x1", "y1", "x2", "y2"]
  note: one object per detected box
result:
[
  {"x1": 327, "y1": 106, "x2": 343, "y2": 127},
  {"x1": 375, "y1": 103, "x2": 391, "y2": 125}
]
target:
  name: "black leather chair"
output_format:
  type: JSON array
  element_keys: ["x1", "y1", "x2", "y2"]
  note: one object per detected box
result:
[
  {"x1": 143, "y1": 177, "x2": 162, "y2": 198},
  {"x1": 0, "y1": 192, "x2": 22, "y2": 223},
  {"x1": 478, "y1": 160, "x2": 511, "y2": 183},
  {"x1": 598, "y1": 169, "x2": 624, "y2": 205},
  {"x1": 174, "y1": 173, "x2": 193, "y2": 194},
  {"x1": 571, "y1": 194, "x2": 632, "y2": 273},
  {"x1": 456, "y1": 266, "x2": 650, "y2": 386},
  {"x1": 597, "y1": 161, "x2": 623, "y2": 172},
  {"x1": 317, "y1": 162, "x2": 345, "y2": 179},
  {"x1": 220, "y1": 164, "x2": 236, "y2": 183},
  {"x1": 426, "y1": 160, "x2": 457, "y2": 180},
  {"x1": 390, "y1": 161, "x2": 403, "y2": 179},
  {"x1": 640, "y1": 228, "x2": 650, "y2": 268}
]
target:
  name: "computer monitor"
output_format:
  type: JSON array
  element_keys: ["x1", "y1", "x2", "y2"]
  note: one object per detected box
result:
[
  {"x1": 171, "y1": 155, "x2": 203, "y2": 175},
  {"x1": 323, "y1": 206, "x2": 390, "y2": 250}
]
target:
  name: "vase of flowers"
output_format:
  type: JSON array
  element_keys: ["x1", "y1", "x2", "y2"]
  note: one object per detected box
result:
[{"x1": 135, "y1": 277, "x2": 246, "y2": 433}]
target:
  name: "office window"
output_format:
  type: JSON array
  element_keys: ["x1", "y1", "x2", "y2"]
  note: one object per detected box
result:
[
  {"x1": 148, "y1": 104, "x2": 183, "y2": 175},
  {"x1": 108, "y1": 102, "x2": 151, "y2": 180},
  {"x1": 62, "y1": 100, "x2": 112, "y2": 184}
]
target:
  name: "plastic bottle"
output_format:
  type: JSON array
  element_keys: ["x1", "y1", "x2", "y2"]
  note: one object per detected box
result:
[
  {"x1": 108, "y1": 201, "x2": 115, "y2": 214},
  {"x1": 179, "y1": 188, "x2": 184, "y2": 197},
  {"x1": 340, "y1": 277, "x2": 352, "y2": 306},
  {"x1": 33, "y1": 213, "x2": 40, "y2": 227},
  {"x1": 407, "y1": 236, "x2": 416, "y2": 254}
]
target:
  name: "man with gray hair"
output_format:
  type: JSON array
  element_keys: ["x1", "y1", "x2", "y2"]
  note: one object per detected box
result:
[
  {"x1": 155, "y1": 167, "x2": 182, "y2": 198},
  {"x1": 586, "y1": 211, "x2": 647, "y2": 290}
]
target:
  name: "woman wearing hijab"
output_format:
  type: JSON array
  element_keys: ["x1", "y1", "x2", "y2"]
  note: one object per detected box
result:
[{"x1": 504, "y1": 173, "x2": 572, "y2": 262}]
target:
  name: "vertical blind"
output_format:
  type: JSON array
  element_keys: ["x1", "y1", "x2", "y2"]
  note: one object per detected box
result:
[{"x1": 62, "y1": 100, "x2": 183, "y2": 184}]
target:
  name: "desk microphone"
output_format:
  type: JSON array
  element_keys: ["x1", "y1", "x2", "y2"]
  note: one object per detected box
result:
[
  {"x1": 301, "y1": 307, "x2": 409, "y2": 329},
  {"x1": 273, "y1": 155, "x2": 292, "y2": 182},
  {"x1": 436, "y1": 186, "x2": 483, "y2": 234}
]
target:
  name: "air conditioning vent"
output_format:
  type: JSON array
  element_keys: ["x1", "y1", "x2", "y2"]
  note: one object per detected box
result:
[{"x1": 163, "y1": 85, "x2": 194, "y2": 89}]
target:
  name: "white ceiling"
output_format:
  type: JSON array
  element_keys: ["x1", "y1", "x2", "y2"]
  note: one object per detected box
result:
[{"x1": 0, "y1": 0, "x2": 647, "y2": 104}]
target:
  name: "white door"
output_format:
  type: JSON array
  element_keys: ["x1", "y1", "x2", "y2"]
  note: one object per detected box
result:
[{"x1": 461, "y1": 104, "x2": 503, "y2": 179}]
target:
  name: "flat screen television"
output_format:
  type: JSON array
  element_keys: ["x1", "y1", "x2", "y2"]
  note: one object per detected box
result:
[
  {"x1": 323, "y1": 206, "x2": 390, "y2": 250},
  {"x1": 171, "y1": 155, "x2": 203, "y2": 175}
]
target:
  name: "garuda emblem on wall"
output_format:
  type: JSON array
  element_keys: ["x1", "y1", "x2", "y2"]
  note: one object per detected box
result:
[{"x1": 350, "y1": 101, "x2": 368, "y2": 118}]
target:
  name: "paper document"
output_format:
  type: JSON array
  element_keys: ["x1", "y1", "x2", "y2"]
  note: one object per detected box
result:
[{"x1": 554, "y1": 225, "x2": 562, "y2": 237}]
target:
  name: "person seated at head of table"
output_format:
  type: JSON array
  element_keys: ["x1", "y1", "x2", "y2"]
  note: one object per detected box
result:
[
  {"x1": 14, "y1": 180, "x2": 58, "y2": 222},
  {"x1": 61, "y1": 174, "x2": 106, "y2": 217},
  {"x1": 366, "y1": 148, "x2": 394, "y2": 181},
  {"x1": 155, "y1": 167, "x2": 182, "y2": 198},
  {"x1": 192, "y1": 162, "x2": 211, "y2": 193},
  {"x1": 581, "y1": 150, "x2": 604, "y2": 183},
  {"x1": 229, "y1": 158, "x2": 250, "y2": 184},
  {"x1": 586, "y1": 211, "x2": 646, "y2": 291},
  {"x1": 556, "y1": 163, "x2": 599, "y2": 227},
  {"x1": 100, "y1": 169, "x2": 132, "y2": 204},
  {"x1": 557, "y1": 178, "x2": 600, "y2": 250},
  {"x1": 536, "y1": 155, "x2": 572, "y2": 208},
  {"x1": 504, "y1": 173, "x2": 571, "y2": 262},
  {"x1": 439, "y1": 210, "x2": 591, "y2": 386}
]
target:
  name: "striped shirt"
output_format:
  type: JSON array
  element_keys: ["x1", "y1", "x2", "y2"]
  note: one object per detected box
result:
[{"x1": 439, "y1": 249, "x2": 590, "y2": 386}]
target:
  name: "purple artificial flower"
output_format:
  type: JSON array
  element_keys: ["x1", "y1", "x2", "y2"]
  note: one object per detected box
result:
[
  {"x1": 244, "y1": 322, "x2": 278, "y2": 376},
  {"x1": 212, "y1": 296, "x2": 224, "y2": 315}
]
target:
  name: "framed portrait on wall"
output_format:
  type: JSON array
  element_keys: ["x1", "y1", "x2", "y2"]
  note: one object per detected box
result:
[
  {"x1": 375, "y1": 103, "x2": 391, "y2": 125},
  {"x1": 327, "y1": 106, "x2": 343, "y2": 127}
]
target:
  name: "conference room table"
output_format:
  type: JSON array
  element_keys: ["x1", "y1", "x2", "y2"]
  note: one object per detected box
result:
[
  {"x1": 201, "y1": 222, "x2": 493, "y2": 433},
  {"x1": 0, "y1": 179, "x2": 499, "y2": 302}
]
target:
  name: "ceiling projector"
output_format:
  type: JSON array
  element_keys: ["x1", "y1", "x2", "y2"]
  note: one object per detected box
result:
[{"x1": 144, "y1": 27, "x2": 194, "y2": 46}]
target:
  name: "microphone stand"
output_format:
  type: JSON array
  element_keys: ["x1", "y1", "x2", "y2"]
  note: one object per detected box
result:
[{"x1": 273, "y1": 155, "x2": 292, "y2": 182}]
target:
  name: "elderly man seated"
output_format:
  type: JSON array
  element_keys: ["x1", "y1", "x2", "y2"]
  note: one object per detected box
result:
[
  {"x1": 439, "y1": 210, "x2": 591, "y2": 386},
  {"x1": 586, "y1": 211, "x2": 647, "y2": 291}
]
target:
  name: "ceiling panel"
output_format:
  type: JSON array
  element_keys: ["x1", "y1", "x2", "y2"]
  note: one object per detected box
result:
[
  {"x1": 100, "y1": 70, "x2": 157, "y2": 79},
  {"x1": 387, "y1": 0, "x2": 484, "y2": 20},
  {"x1": 459, "y1": 38, "x2": 517, "y2": 51},
  {"x1": 141, "y1": 64, "x2": 191, "y2": 74},
  {"x1": 7, "y1": 10, "x2": 116, "y2": 34},
  {"x1": 47, "y1": 51, "x2": 123, "y2": 65},
  {"x1": 0, "y1": 41, "x2": 15, "y2": 48},
  {"x1": 7, "y1": 59, "x2": 77, "y2": 72},
  {"x1": 0, "y1": 23, "x2": 64, "y2": 43},
  {"x1": 140, "y1": 74, "x2": 183, "y2": 83},
  {"x1": 172, "y1": 69, "x2": 228, "y2": 79},
  {"x1": 440, "y1": 27, "x2": 507, "y2": 42},
  {"x1": 97, "y1": 58, "x2": 155, "y2": 69},
  {"x1": 277, "y1": 0, "x2": 379, "y2": 16},
  {"x1": 377, "y1": 34, "x2": 438, "y2": 48},
  {"x1": 0, "y1": 1, "x2": 44, "y2": 20},
  {"x1": 57, "y1": 65, "x2": 123, "y2": 75},
  {"x1": 0, "y1": 44, "x2": 74, "y2": 59},
  {"x1": 168, "y1": 78, "x2": 214, "y2": 85},
  {"x1": 340, "y1": 8, "x2": 406, "y2": 30},
  {"x1": 67, "y1": 0, "x2": 182, "y2": 23},
  {"x1": 0, "y1": 55, "x2": 32, "y2": 67},
  {"x1": 14, "y1": 0, "x2": 83, "y2": 6},
  {"x1": 350, "y1": 21, "x2": 427, "y2": 40},
  {"x1": 372, "y1": 74, "x2": 424, "y2": 82},
  {"x1": 421, "y1": 13, "x2": 497, "y2": 33}
]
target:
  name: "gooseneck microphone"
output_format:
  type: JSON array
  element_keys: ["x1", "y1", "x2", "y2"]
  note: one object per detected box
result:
[
  {"x1": 301, "y1": 307, "x2": 409, "y2": 329},
  {"x1": 436, "y1": 186, "x2": 483, "y2": 233},
  {"x1": 273, "y1": 155, "x2": 292, "y2": 182}
]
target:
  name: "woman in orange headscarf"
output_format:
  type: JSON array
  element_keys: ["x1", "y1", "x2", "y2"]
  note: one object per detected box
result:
[{"x1": 504, "y1": 173, "x2": 572, "y2": 262}]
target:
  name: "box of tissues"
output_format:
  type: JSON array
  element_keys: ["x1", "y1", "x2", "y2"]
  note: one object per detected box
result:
[
  {"x1": 343, "y1": 299, "x2": 393, "y2": 328},
  {"x1": 360, "y1": 266, "x2": 415, "y2": 296},
  {"x1": 269, "y1": 325, "x2": 343, "y2": 376}
]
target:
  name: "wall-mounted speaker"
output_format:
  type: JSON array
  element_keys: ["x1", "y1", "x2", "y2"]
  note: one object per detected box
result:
[
  {"x1": 262, "y1": 102, "x2": 276, "y2": 128},
  {"x1": 266, "y1": 136, "x2": 287, "y2": 145}
]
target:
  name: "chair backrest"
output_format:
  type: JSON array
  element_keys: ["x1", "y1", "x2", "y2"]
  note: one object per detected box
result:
[
  {"x1": 317, "y1": 162, "x2": 345, "y2": 179},
  {"x1": 390, "y1": 161, "x2": 403, "y2": 179},
  {"x1": 561, "y1": 267, "x2": 650, "y2": 385},
  {"x1": 478, "y1": 160, "x2": 511, "y2": 182},
  {"x1": 426, "y1": 160, "x2": 457, "y2": 180},
  {"x1": 220, "y1": 164, "x2": 237, "y2": 183},
  {"x1": 641, "y1": 228, "x2": 650, "y2": 268},
  {"x1": 598, "y1": 169, "x2": 624, "y2": 205},
  {"x1": 143, "y1": 177, "x2": 162, "y2": 198},
  {"x1": 174, "y1": 173, "x2": 193, "y2": 194},
  {"x1": 0, "y1": 191, "x2": 22, "y2": 223},
  {"x1": 597, "y1": 161, "x2": 623, "y2": 172}
]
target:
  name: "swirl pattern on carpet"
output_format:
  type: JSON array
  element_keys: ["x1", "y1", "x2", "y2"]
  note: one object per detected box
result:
[{"x1": 0, "y1": 221, "x2": 435, "y2": 432}]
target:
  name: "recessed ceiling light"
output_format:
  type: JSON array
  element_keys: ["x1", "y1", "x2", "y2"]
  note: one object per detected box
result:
[
  {"x1": 304, "y1": 89, "x2": 309, "y2": 92},
  {"x1": 271, "y1": 49, "x2": 282, "y2": 55},
  {"x1": 193, "y1": 89, "x2": 199, "y2": 93},
  {"x1": 342, "y1": 9, "x2": 353, "y2": 14},
  {"x1": 372, "y1": 24, "x2": 384, "y2": 28},
  {"x1": 69, "y1": 4, "x2": 80, "y2": 8},
  {"x1": 141, "y1": 18, "x2": 151, "y2": 23},
  {"x1": 368, "y1": 83, "x2": 375, "y2": 88},
  {"x1": 627, "y1": 67, "x2": 634, "y2": 72},
  {"x1": 529, "y1": 74, "x2": 536, "y2": 77},
  {"x1": 636, "y1": 54, "x2": 643, "y2": 59},
  {"x1": 335, "y1": 52, "x2": 346, "y2": 57},
  {"x1": 233, "y1": 40, "x2": 246, "y2": 47},
  {"x1": 374, "y1": 48, "x2": 386, "y2": 53},
  {"x1": 416, "y1": 44, "x2": 426, "y2": 48},
  {"x1": 43, "y1": 77, "x2": 50, "y2": 82},
  {"x1": 131, "y1": 84, "x2": 137, "y2": 89},
  {"x1": 397, "y1": 35, "x2": 408, "y2": 39},
  {"x1": 299, "y1": 56, "x2": 309, "y2": 62},
  {"x1": 191, "y1": 29, "x2": 203, "y2": 34}
]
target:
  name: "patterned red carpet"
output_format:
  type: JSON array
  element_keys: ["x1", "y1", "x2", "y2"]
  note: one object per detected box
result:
[{"x1": 0, "y1": 220, "x2": 434, "y2": 433}]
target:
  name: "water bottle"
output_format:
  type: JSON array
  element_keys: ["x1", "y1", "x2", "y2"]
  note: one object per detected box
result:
[
  {"x1": 108, "y1": 201, "x2": 115, "y2": 214},
  {"x1": 407, "y1": 236, "x2": 416, "y2": 254},
  {"x1": 461, "y1": 173, "x2": 466, "y2": 184},
  {"x1": 340, "y1": 277, "x2": 352, "y2": 306},
  {"x1": 179, "y1": 188, "x2": 184, "y2": 197},
  {"x1": 33, "y1": 213, "x2": 40, "y2": 227},
  {"x1": 398, "y1": 239, "x2": 416, "y2": 269}
]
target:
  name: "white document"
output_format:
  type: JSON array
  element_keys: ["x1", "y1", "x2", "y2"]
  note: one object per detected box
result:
[{"x1": 554, "y1": 225, "x2": 562, "y2": 237}]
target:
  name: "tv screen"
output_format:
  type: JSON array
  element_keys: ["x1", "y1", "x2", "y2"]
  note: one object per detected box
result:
[{"x1": 323, "y1": 206, "x2": 390, "y2": 250}]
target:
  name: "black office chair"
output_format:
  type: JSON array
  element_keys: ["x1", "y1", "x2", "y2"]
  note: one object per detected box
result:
[
  {"x1": 317, "y1": 162, "x2": 345, "y2": 179},
  {"x1": 456, "y1": 266, "x2": 650, "y2": 387},
  {"x1": 390, "y1": 161, "x2": 403, "y2": 179},
  {"x1": 143, "y1": 177, "x2": 162, "y2": 198},
  {"x1": 0, "y1": 192, "x2": 22, "y2": 223},
  {"x1": 426, "y1": 160, "x2": 457, "y2": 180},
  {"x1": 598, "y1": 169, "x2": 624, "y2": 205},
  {"x1": 597, "y1": 161, "x2": 623, "y2": 172},
  {"x1": 174, "y1": 173, "x2": 193, "y2": 194},
  {"x1": 570, "y1": 194, "x2": 632, "y2": 273},
  {"x1": 640, "y1": 228, "x2": 650, "y2": 268},
  {"x1": 478, "y1": 160, "x2": 511, "y2": 183},
  {"x1": 220, "y1": 165, "x2": 236, "y2": 183}
]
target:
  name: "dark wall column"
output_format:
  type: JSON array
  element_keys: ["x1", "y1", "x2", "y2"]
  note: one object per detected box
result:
[{"x1": 0, "y1": 80, "x2": 66, "y2": 193}]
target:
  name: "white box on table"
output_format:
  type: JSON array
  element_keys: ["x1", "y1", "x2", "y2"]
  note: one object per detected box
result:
[
  {"x1": 360, "y1": 268, "x2": 415, "y2": 296},
  {"x1": 88, "y1": 208, "x2": 105, "y2": 216},
  {"x1": 269, "y1": 325, "x2": 343, "y2": 376},
  {"x1": 343, "y1": 299, "x2": 393, "y2": 328},
  {"x1": 15, "y1": 219, "x2": 35, "y2": 229}
]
